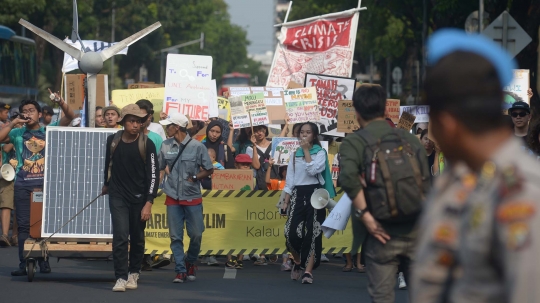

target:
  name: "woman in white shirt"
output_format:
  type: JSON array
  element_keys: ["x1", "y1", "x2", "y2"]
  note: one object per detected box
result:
[{"x1": 282, "y1": 122, "x2": 335, "y2": 285}]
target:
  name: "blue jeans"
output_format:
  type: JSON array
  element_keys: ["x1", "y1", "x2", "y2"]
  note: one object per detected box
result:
[{"x1": 167, "y1": 204, "x2": 204, "y2": 273}]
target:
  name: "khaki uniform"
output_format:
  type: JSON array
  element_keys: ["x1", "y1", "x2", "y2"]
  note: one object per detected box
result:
[{"x1": 412, "y1": 138, "x2": 540, "y2": 303}]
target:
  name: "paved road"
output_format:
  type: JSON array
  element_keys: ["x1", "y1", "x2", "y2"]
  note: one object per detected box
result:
[{"x1": 0, "y1": 246, "x2": 410, "y2": 303}]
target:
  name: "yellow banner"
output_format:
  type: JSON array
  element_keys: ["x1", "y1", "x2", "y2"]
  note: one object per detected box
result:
[
  {"x1": 144, "y1": 189, "x2": 353, "y2": 255},
  {"x1": 111, "y1": 88, "x2": 165, "y2": 122}
]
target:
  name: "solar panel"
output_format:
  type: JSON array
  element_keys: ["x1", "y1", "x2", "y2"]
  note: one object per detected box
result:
[{"x1": 42, "y1": 127, "x2": 117, "y2": 238}]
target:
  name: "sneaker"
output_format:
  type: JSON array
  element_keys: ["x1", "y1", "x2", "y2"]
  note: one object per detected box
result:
[
  {"x1": 398, "y1": 272, "x2": 407, "y2": 289},
  {"x1": 243, "y1": 255, "x2": 250, "y2": 261},
  {"x1": 301, "y1": 272, "x2": 313, "y2": 284},
  {"x1": 225, "y1": 259, "x2": 237, "y2": 268},
  {"x1": 207, "y1": 255, "x2": 219, "y2": 266},
  {"x1": 0, "y1": 234, "x2": 11, "y2": 247},
  {"x1": 141, "y1": 257, "x2": 153, "y2": 271},
  {"x1": 11, "y1": 268, "x2": 27, "y2": 276},
  {"x1": 186, "y1": 262, "x2": 197, "y2": 281},
  {"x1": 254, "y1": 257, "x2": 268, "y2": 266},
  {"x1": 290, "y1": 263, "x2": 302, "y2": 281},
  {"x1": 320, "y1": 254, "x2": 329, "y2": 262},
  {"x1": 235, "y1": 260, "x2": 244, "y2": 269},
  {"x1": 173, "y1": 273, "x2": 187, "y2": 283},
  {"x1": 126, "y1": 273, "x2": 139, "y2": 290},
  {"x1": 280, "y1": 262, "x2": 292, "y2": 271},
  {"x1": 112, "y1": 278, "x2": 128, "y2": 292},
  {"x1": 39, "y1": 260, "x2": 51, "y2": 274},
  {"x1": 250, "y1": 254, "x2": 260, "y2": 261},
  {"x1": 151, "y1": 255, "x2": 171, "y2": 269}
]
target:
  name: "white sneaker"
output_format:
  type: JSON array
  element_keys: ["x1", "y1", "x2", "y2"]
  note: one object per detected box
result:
[
  {"x1": 207, "y1": 255, "x2": 219, "y2": 266},
  {"x1": 398, "y1": 272, "x2": 407, "y2": 289},
  {"x1": 126, "y1": 273, "x2": 139, "y2": 290},
  {"x1": 243, "y1": 255, "x2": 251, "y2": 261},
  {"x1": 320, "y1": 254, "x2": 329, "y2": 262},
  {"x1": 112, "y1": 278, "x2": 128, "y2": 292}
]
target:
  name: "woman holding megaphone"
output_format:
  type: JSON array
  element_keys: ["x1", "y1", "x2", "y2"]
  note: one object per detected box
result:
[{"x1": 281, "y1": 122, "x2": 335, "y2": 285}]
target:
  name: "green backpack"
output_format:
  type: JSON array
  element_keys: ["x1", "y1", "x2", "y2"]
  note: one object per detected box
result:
[{"x1": 356, "y1": 128, "x2": 428, "y2": 223}]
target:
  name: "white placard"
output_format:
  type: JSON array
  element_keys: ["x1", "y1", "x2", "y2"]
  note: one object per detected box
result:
[
  {"x1": 165, "y1": 54, "x2": 213, "y2": 81},
  {"x1": 321, "y1": 194, "x2": 352, "y2": 238},
  {"x1": 504, "y1": 69, "x2": 530, "y2": 104},
  {"x1": 399, "y1": 106, "x2": 430, "y2": 123},
  {"x1": 164, "y1": 79, "x2": 218, "y2": 120}
]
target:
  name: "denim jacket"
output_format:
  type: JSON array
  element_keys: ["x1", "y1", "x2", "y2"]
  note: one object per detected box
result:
[{"x1": 158, "y1": 134, "x2": 213, "y2": 201}]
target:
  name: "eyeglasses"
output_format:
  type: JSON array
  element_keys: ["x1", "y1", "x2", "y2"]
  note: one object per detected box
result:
[{"x1": 511, "y1": 112, "x2": 528, "y2": 118}]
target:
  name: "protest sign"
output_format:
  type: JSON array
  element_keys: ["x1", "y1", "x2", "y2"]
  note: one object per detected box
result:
[
  {"x1": 228, "y1": 87, "x2": 287, "y2": 124},
  {"x1": 287, "y1": 80, "x2": 303, "y2": 89},
  {"x1": 386, "y1": 99, "x2": 401, "y2": 123},
  {"x1": 230, "y1": 95, "x2": 250, "y2": 129},
  {"x1": 164, "y1": 54, "x2": 218, "y2": 120},
  {"x1": 267, "y1": 8, "x2": 360, "y2": 87},
  {"x1": 128, "y1": 83, "x2": 164, "y2": 89},
  {"x1": 242, "y1": 93, "x2": 269, "y2": 126},
  {"x1": 164, "y1": 80, "x2": 218, "y2": 120},
  {"x1": 111, "y1": 88, "x2": 164, "y2": 122},
  {"x1": 503, "y1": 69, "x2": 530, "y2": 106},
  {"x1": 212, "y1": 170, "x2": 254, "y2": 190},
  {"x1": 396, "y1": 112, "x2": 416, "y2": 131},
  {"x1": 337, "y1": 100, "x2": 359, "y2": 133},
  {"x1": 64, "y1": 74, "x2": 109, "y2": 111},
  {"x1": 271, "y1": 137, "x2": 329, "y2": 165},
  {"x1": 217, "y1": 97, "x2": 231, "y2": 121},
  {"x1": 62, "y1": 39, "x2": 128, "y2": 73},
  {"x1": 400, "y1": 105, "x2": 430, "y2": 123},
  {"x1": 305, "y1": 73, "x2": 356, "y2": 133},
  {"x1": 283, "y1": 87, "x2": 320, "y2": 123}
]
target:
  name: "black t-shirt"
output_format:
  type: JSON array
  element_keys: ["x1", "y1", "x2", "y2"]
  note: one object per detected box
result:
[{"x1": 104, "y1": 134, "x2": 158, "y2": 203}]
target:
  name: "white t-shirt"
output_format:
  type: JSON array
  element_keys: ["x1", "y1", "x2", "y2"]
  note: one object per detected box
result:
[{"x1": 148, "y1": 122, "x2": 166, "y2": 140}]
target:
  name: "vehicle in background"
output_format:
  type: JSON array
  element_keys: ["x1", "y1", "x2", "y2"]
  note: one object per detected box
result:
[
  {"x1": 0, "y1": 25, "x2": 38, "y2": 107},
  {"x1": 218, "y1": 72, "x2": 250, "y2": 96}
]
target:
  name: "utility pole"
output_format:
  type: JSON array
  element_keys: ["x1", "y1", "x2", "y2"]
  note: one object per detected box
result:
[
  {"x1": 479, "y1": 0, "x2": 484, "y2": 32},
  {"x1": 111, "y1": 2, "x2": 116, "y2": 91}
]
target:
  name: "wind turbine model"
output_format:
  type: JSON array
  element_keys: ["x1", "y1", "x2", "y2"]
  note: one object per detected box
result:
[{"x1": 19, "y1": 0, "x2": 161, "y2": 127}]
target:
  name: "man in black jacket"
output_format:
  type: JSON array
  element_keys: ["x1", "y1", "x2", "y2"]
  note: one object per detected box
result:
[{"x1": 102, "y1": 104, "x2": 158, "y2": 292}]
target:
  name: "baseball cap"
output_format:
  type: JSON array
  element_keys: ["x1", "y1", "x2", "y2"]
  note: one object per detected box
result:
[
  {"x1": 118, "y1": 104, "x2": 148, "y2": 122},
  {"x1": 42, "y1": 106, "x2": 54, "y2": 116},
  {"x1": 0, "y1": 103, "x2": 11, "y2": 111},
  {"x1": 159, "y1": 112, "x2": 189, "y2": 128},
  {"x1": 103, "y1": 105, "x2": 121, "y2": 116},
  {"x1": 235, "y1": 154, "x2": 252, "y2": 164},
  {"x1": 508, "y1": 101, "x2": 530, "y2": 114}
]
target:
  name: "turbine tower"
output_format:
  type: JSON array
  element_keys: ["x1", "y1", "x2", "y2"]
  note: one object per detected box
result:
[{"x1": 19, "y1": 0, "x2": 161, "y2": 127}]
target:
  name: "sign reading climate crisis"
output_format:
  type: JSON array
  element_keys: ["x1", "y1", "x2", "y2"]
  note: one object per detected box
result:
[
  {"x1": 282, "y1": 15, "x2": 355, "y2": 52},
  {"x1": 144, "y1": 190, "x2": 353, "y2": 255}
]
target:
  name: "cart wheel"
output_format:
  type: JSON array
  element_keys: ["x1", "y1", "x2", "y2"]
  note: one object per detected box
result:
[{"x1": 26, "y1": 260, "x2": 36, "y2": 282}]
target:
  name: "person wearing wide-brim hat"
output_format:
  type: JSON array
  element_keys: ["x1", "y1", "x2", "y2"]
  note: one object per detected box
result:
[{"x1": 102, "y1": 103, "x2": 158, "y2": 292}]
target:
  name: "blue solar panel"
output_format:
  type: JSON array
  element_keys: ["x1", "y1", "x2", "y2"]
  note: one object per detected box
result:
[{"x1": 42, "y1": 128, "x2": 117, "y2": 238}]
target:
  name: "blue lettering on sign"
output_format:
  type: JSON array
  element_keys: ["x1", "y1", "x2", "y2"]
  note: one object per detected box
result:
[
  {"x1": 166, "y1": 97, "x2": 178, "y2": 102},
  {"x1": 197, "y1": 71, "x2": 210, "y2": 77}
]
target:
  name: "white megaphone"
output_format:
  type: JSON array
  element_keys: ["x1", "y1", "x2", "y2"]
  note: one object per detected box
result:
[
  {"x1": 310, "y1": 188, "x2": 337, "y2": 211},
  {"x1": 0, "y1": 164, "x2": 15, "y2": 181}
]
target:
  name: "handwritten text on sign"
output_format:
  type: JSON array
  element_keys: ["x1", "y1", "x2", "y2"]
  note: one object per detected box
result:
[
  {"x1": 385, "y1": 99, "x2": 401, "y2": 124},
  {"x1": 284, "y1": 87, "x2": 320, "y2": 124},
  {"x1": 337, "y1": 100, "x2": 359, "y2": 133},
  {"x1": 212, "y1": 169, "x2": 253, "y2": 190},
  {"x1": 242, "y1": 93, "x2": 269, "y2": 126},
  {"x1": 164, "y1": 80, "x2": 218, "y2": 120},
  {"x1": 282, "y1": 16, "x2": 354, "y2": 52}
]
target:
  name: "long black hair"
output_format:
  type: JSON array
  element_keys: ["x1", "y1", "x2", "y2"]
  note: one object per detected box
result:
[{"x1": 299, "y1": 122, "x2": 321, "y2": 147}]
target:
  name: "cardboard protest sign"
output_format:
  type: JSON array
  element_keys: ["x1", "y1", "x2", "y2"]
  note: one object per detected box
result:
[
  {"x1": 386, "y1": 99, "x2": 401, "y2": 124},
  {"x1": 164, "y1": 54, "x2": 218, "y2": 120},
  {"x1": 396, "y1": 112, "x2": 416, "y2": 131},
  {"x1": 230, "y1": 95, "x2": 251, "y2": 129},
  {"x1": 271, "y1": 137, "x2": 329, "y2": 165},
  {"x1": 64, "y1": 74, "x2": 109, "y2": 111},
  {"x1": 287, "y1": 80, "x2": 303, "y2": 89},
  {"x1": 212, "y1": 169, "x2": 254, "y2": 190},
  {"x1": 228, "y1": 86, "x2": 287, "y2": 124},
  {"x1": 267, "y1": 8, "x2": 360, "y2": 87},
  {"x1": 217, "y1": 97, "x2": 231, "y2": 121},
  {"x1": 400, "y1": 105, "x2": 430, "y2": 123},
  {"x1": 283, "y1": 87, "x2": 320, "y2": 123},
  {"x1": 503, "y1": 69, "x2": 530, "y2": 107},
  {"x1": 128, "y1": 83, "x2": 164, "y2": 89},
  {"x1": 337, "y1": 100, "x2": 359, "y2": 133},
  {"x1": 242, "y1": 93, "x2": 269, "y2": 126},
  {"x1": 164, "y1": 80, "x2": 218, "y2": 120},
  {"x1": 111, "y1": 87, "x2": 163, "y2": 122}
]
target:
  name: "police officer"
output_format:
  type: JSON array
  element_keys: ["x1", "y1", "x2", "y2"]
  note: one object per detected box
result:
[{"x1": 411, "y1": 29, "x2": 540, "y2": 302}]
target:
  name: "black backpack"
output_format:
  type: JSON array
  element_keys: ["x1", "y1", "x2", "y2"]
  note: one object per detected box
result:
[
  {"x1": 255, "y1": 145, "x2": 279, "y2": 190},
  {"x1": 356, "y1": 128, "x2": 427, "y2": 223}
]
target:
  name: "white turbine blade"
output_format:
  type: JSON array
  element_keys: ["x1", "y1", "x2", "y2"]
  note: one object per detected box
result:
[
  {"x1": 100, "y1": 21, "x2": 161, "y2": 61},
  {"x1": 19, "y1": 19, "x2": 82, "y2": 60},
  {"x1": 86, "y1": 73, "x2": 97, "y2": 128},
  {"x1": 71, "y1": 0, "x2": 79, "y2": 43}
]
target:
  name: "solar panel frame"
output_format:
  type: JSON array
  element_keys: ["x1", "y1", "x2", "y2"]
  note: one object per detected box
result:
[{"x1": 42, "y1": 127, "x2": 117, "y2": 238}]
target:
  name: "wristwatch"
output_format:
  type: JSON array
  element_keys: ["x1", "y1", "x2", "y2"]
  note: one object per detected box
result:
[
  {"x1": 191, "y1": 175, "x2": 198, "y2": 181},
  {"x1": 354, "y1": 207, "x2": 368, "y2": 220}
]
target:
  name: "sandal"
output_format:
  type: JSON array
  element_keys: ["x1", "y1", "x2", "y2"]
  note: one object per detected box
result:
[
  {"x1": 301, "y1": 272, "x2": 313, "y2": 284},
  {"x1": 342, "y1": 266, "x2": 353, "y2": 272}
]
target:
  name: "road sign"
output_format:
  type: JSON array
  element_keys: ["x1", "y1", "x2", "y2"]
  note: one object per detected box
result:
[
  {"x1": 482, "y1": 11, "x2": 532, "y2": 58},
  {"x1": 392, "y1": 67, "x2": 402, "y2": 83}
]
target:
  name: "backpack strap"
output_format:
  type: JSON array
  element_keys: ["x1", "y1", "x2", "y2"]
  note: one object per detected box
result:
[{"x1": 108, "y1": 130, "x2": 124, "y2": 182}]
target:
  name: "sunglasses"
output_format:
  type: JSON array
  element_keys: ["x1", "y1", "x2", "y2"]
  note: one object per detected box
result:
[{"x1": 511, "y1": 112, "x2": 528, "y2": 118}]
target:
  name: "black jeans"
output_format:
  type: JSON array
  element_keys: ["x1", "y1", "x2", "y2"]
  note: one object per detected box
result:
[{"x1": 109, "y1": 195, "x2": 146, "y2": 280}]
